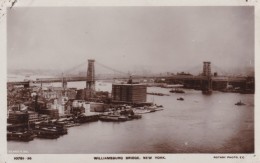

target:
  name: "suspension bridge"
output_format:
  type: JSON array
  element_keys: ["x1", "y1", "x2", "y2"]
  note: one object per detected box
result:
[{"x1": 7, "y1": 60, "x2": 249, "y2": 92}]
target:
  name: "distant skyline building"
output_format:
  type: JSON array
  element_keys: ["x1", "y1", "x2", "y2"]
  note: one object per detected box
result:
[{"x1": 202, "y1": 62, "x2": 211, "y2": 77}]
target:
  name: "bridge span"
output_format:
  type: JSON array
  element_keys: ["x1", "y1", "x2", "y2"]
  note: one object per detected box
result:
[{"x1": 7, "y1": 75, "x2": 247, "y2": 87}]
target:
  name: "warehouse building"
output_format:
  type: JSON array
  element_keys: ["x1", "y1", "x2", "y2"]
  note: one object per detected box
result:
[{"x1": 112, "y1": 83, "x2": 147, "y2": 103}]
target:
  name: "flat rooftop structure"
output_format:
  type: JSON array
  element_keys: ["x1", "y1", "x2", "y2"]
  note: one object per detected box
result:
[{"x1": 112, "y1": 83, "x2": 147, "y2": 103}]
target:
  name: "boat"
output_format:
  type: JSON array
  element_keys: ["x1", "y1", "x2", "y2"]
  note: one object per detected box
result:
[
  {"x1": 76, "y1": 114, "x2": 99, "y2": 123},
  {"x1": 128, "y1": 114, "x2": 142, "y2": 119},
  {"x1": 34, "y1": 128, "x2": 60, "y2": 139},
  {"x1": 64, "y1": 122, "x2": 80, "y2": 128},
  {"x1": 177, "y1": 97, "x2": 184, "y2": 101},
  {"x1": 99, "y1": 115, "x2": 128, "y2": 122},
  {"x1": 39, "y1": 122, "x2": 68, "y2": 135},
  {"x1": 170, "y1": 89, "x2": 185, "y2": 93},
  {"x1": 7, "y1": 131, "x2": 35, "y2": 142},
  {"x1": 133, "y1": 109, "x2": 152, "y2": 114},
  {"x1": 154, "y1": 108, "x2": 164, "y2": 111},
  {"x1": 235, "y1": 100, "x2": 245, "y2": 106},
  {"x1": 118, "y1": 115, "x2": 129, "y2": 121}
]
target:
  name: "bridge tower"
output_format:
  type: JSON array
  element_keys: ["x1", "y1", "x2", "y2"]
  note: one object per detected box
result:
[
  {"x1": 86, "y1": 59, "x2": 95, "y2": 99},
  {"x1": 201, "y1": 61, "x2": 212, "y2": 94}
]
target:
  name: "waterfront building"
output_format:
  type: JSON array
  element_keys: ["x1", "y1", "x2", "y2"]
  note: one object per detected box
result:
[{"x1": 112, "y1": 83, "x2": 147, "y2": 103}]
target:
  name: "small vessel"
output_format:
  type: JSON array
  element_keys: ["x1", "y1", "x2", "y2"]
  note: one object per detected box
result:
[
  {"x1": 170, "y1": 89, "x2": 185, "y2": 93},
  {"x1": 177, "y1": 97, "x2": 184, "y2": 101},
  {"x1": 235, "y1": 100, "x2": 245, "y2": 106}
]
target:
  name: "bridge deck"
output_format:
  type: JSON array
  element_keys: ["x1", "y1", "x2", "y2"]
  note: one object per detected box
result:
[{"x1": 7, "y1": 75, "x2": 247, "y2": 86}]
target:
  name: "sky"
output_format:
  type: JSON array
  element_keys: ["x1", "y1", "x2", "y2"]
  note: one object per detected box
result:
[{"x1": 7, "y1": 7, "x2": 254, "y2": 75}]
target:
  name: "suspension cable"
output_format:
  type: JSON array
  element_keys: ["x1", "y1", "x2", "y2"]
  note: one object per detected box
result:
[{"x1": 95, "y1": 61, "x2": 128, "y2": 75}]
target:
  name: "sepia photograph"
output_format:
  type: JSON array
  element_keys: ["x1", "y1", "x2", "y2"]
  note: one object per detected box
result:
[{"x1": 1, "y1": 1, "x2": 257, "y2": 161}]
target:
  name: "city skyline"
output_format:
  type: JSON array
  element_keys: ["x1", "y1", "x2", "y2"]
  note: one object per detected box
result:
[{"x1": 7, "y1": 7, "x2": 254, "y2": 74}]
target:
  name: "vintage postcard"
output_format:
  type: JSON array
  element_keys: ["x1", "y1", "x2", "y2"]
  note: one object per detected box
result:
[{"x1": 0, "y1": 0, "x2": 259, "y2": 163}]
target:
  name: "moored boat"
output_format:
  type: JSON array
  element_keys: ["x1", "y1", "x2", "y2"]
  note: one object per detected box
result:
[
  {"x1": 34, "y1": 128, "x2": 60, "y2": 139},
  {"x1": 7, "y1": 131, "x2": 35, "y2": 142},
  {"x1": 99, "y1": 115, "x2": 128, "y2": 122}
]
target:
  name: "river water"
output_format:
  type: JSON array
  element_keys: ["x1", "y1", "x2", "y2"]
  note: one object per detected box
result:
[{"x1": 7, "y1": 81, "x2": 254, "y2": 153}]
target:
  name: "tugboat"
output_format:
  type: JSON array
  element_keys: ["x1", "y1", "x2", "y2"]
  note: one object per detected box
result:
[
  {"x1": 235, "y1": 100, "x2": 245, "y2": 106},
  {"x1": 177, "y1": 97, "x2": 184, "y2": 101}
]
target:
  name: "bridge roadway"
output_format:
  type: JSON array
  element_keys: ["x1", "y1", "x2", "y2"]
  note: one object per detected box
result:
[{"x1": 7, "y1": 75, "x2": 247, "y2": 86}]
